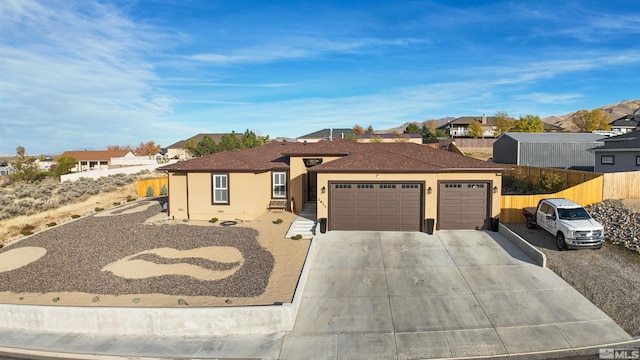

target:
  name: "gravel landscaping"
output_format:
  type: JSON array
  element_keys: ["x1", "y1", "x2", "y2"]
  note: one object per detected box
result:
[
  {"x1": 506, "y1": 200, "x2": 640, "y2": 337},
  {"x1": 0, "y1": 199, "x2": 276, "y2": 299}
]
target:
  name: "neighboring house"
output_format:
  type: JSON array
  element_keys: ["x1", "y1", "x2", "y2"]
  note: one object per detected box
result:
[
  {"x1": 0, "y1": 163, "x2": 17, "y2": 176},
  {"x1": 34, "y1": 157, "x2": 54, "y2": 172},
  {"x1": 158, "y1": 140, "x2": 508, "y2": 232},
  {"x1": 166, "y1": 134, "x2": 240, "y2": 160},
  {"x1": 297, "y1": 128, "x2": 355, "y2": 143},
  {"x1": 439, "y1": 115, "x2": 500, "y2": 138},
  {"x1": 110, "y1": 152, "x2": 168, "y2": 167},
  {"x1": 609, "y1": 114, "x2": 639, "y2": 134},
  {"x1": 492, "y1": 133, "x2": 604, "y2": 171},
  {"x1": 59, "y1": 150, "x2": 132, "y2": 172},
  {"x1": 590, "y1": 130, "x2": 640, "y2": 173}
]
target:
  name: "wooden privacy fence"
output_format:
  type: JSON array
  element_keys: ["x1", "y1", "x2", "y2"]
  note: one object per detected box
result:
[
  {"x1": 506, "y1": 165, "x2": 601, "y2": 188},
  {"x1": 137, "y1": 177, "x2": 168, "y2": 197},
  {"x1": 500, "y1": 176, "x2": 604, "y2": 223},
  {"x1": 603, "y1": 172, "x2": 640, "y2": 199}
]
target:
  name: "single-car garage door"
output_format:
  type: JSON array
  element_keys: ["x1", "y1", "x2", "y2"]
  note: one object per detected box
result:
[
  {"x1": 438, "y1": 182, "x2": 489, "y2": 230},
  {"x1": 330, "y1": 183, "x2": 422, "y2": 231}
]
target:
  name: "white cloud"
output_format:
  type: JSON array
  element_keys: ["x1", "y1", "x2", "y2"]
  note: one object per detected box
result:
[{"x1": 0, "y1": 0, "x2": 176, "y2": 153}]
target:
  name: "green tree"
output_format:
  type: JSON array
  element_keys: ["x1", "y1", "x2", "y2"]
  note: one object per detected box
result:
[
  {"x1": 364, "y1": 125, "x2": 374, "y2": 134},
  {"x1": 241, "y1": 129, "x2": 269, "y2": 148},
  {"x1": 513, "y1": 115, "x2": 544, "y2": 132},
  {"x1": 218, "y1": 132, "x2": 244, "y2": 152},
  {"x1": 571, "y1": 109, "x2": 612, "y2": 132},
  {"x1": 11, "y1": 146, "x2": 38, "y2": 182},
  {"x1": 196, "y1": 135, "x2": 218, "y2": 156},
  {"x1": 404, "y1": 123, "x2": 421, "y2": 134},
  {"x1": 468, "y1": 120, "x2": 483, "y2": 138},
  {"x1": 53, "y1": 155, "x2": 77, "y2": 177},
  {"x1": 494, "y1": 111, "x2": 514, "y2": 135}
]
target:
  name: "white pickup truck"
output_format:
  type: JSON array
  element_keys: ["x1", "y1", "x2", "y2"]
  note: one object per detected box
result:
[{"x1": 522, "y1": 198, "x2": 605, "y2": 250}]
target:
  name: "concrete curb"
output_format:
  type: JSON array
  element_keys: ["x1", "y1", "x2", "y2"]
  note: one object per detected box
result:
[{"x1": 498, "y1": 223, "x2": 547, "y2": 267}]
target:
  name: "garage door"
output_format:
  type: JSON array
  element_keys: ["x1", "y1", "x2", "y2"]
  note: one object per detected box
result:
[
  {"x1": 330, "y1": 183, "x2": 422, "y2": 231},
  {"x1": 438, "y1": 182, "x2": 489, "y2": 230}
]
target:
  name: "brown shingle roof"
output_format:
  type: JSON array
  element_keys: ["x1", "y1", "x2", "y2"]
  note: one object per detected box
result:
[
  {"x1": 158, "y1": 140, "x2": 509, "y2": 173},
  {"x1": 60, "y1": 150, "x2": 130, "y2": 161},
  {"x1": 308, "y1": 142, "x2": 509, "y2": 173}
]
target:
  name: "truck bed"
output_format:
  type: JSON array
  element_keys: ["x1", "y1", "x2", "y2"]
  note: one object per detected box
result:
[{"x1": 522, "y1": 206, "x2": 537, "y2": 217}]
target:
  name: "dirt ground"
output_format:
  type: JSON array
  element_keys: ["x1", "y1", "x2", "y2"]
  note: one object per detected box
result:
[
  {"x1": 0, "y1": 183, "x2": 138, "y2": 246},
  {"x1": 0, "y1": 188, "x2": 310, "y2": 307}
]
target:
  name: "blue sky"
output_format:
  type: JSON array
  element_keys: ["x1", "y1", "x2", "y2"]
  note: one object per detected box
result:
[{"x1": 1, "y1": 0, "x2": 640, "y2": 155}]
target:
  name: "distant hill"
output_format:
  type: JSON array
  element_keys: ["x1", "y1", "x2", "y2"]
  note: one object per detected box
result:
[
  {"x1": 380, "y1": 100, "x2": 640, "y2": 133},
  {"x1": 542, "y1": 99, "x2": 640, "y2": 132}
]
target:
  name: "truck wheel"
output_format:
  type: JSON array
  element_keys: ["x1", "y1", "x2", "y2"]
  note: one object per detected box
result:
[
  {"x1": 526, "y1": 219, "x2": 536, "y2": 229},
  {"x1": 556, "y1": 233, "x2": 567, "y2": 251}
]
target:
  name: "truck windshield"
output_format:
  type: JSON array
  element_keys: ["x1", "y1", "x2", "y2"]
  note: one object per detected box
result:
[{"x1": 558, "y1": 208, "x2": 591, "y2": 220}]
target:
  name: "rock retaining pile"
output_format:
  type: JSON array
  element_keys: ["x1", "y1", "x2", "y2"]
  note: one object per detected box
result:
[{"x1": 586, "y1": 200, "x2": 640, "y2": 252}]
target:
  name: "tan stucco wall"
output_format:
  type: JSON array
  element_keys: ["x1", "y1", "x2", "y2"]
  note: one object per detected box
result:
[
  {"x1": 289, "y1": 156, "x2": 343, "y2": 207},
  {"x1": 315, "y1": 172, "x2": 502, "y2": 230},
  {"x1": 167, "y1": 172, "x2": 188, "y2": 219},
  {"x1": 169, "y1": 171, "x2": 272, "y2": 221}
]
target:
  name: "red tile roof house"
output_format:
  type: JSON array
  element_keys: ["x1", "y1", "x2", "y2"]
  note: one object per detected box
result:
[
  {"x1": 59, "y1": 150, "x2": 132, "y2": 172},
  {"x1": 157, "y1": 140, "x2": 509, "y2": 232}
]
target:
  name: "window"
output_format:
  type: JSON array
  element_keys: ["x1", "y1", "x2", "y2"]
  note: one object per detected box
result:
[
  {"x1": 272, "y1": 172, "x2": 287, "y2": 198},
  {"x1": 636, "y1": 156, "x2": 640, "y2": 166},
  {"x1": 212, "y1": 174, "x2": 228, "y2": 204},
  {"x1": 601, "y1": 155, "x2": 614, "y2": 165}
]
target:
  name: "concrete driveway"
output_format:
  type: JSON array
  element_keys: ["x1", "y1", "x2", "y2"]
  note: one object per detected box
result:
[
  {"x1": 0, "y1": 230, "x2": 634, "y2": 359},
  {"x1": 280, "y1": 230, "x2": 632, "y2": 359}
]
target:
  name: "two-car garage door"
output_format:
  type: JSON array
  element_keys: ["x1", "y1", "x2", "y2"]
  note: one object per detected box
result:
[
  {"x1": 328, "y1": 181, "x2": 489, "y2": 231},
  {"x1": 329, "y1": 183, "x2": 422, "y2": 231}
]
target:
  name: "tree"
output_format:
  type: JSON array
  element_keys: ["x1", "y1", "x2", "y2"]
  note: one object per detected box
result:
[
  {"x1": 107, "y1": 144, "x2": 133, "y2": 151},
  {"x1": 353, "y1": 125, "x2": 364, "y2": 135},
  {"x1": 53, "y1": 155, "x2": 77, "y2": 177},
  {"x1": 468, "y1": 120, "x2": 483, "y2": 138},
  {"x1": 218, "y1": 132, "x2": 243, "y2": 152},
  {"x1": 241, "y1": 129, "x2": 269, "y2": 149},
  {"x1": 571, "y1": 109, "x2": 611, "y2": 132},
  {"x1": 364, "y1": 125, "x2": 374, "y2": 134},
  {"x1": 513, "y1": 115, "x2": 544, "y2": 132},
  {"x1": 494, "y1": 111, "x2": 514, "y2": 135},
  {"x1": 11, "y1": 146, "x2": 38, "y2": 182},
  {"x1": 134, "y1": 141, "x2": 162, "y2": 156},
  {"x1": 196, "y1": 135, "x2": 219, "y2": 156},
  {"x1": 425, "y1": 120, "x2": 437, "y2": 133},
  {"x1": 404, "y1": 123, "x2": 421, "y2": 134}
]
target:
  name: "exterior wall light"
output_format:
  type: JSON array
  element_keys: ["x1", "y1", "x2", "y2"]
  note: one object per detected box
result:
[
  {"x1": 493, "y1": 186, "x2": 499, "y2": 193},
  {"x1": 321, "y1": 186, "x2": 326, "y2": 194},
  {"x1": 427, "y1": 186, "x2": 432, "y2": 194}
]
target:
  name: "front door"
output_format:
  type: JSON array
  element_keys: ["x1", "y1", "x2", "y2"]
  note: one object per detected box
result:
[{"x1": 307, "y1": 171, "x2": 317, "y2": 201}]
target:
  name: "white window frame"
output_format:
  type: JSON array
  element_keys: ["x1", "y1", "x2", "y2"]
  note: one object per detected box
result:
[
  {"x1": 272, "y1": 172, "x2": 287, "y2": 198},
  {"x1": 213, "y1": 174, "x2": 229, "y2": 204},
  {"x1": 601, "y1": 155, "x2": 615, "y2": 165}
]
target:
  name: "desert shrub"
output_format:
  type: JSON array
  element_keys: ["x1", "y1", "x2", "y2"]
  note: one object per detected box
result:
[
  {"x1": 94, "y1": 207, "x2": 104, "y2": 212},
  {"x1": 146, "y1": 185, "x2": 155, "y2": 197},
  {"x1": 113, "y1": 201, "x2": 120, "y2": 206},
  {"x1": 46, "y1": 222, "x2": 57, "y2": 227},
  {"x1": 160, "y1": 184, "x2": 168, "y2": 196},
  {"x1": 294, "y1": 234, "x2": 303, "y2": 240},
  {"x1": 126, "y1": 195, "x2": 136, "y2": 202},
  {"x1": 273, "y1": 218, "x2": 283, "y2": 224},
  {"x1": 71, "y1": 214, "x2": 81, "y2": 219},
  {"x1": 20, "y1": 224, "x2": 35, "y2": 236},
  {"x1": 538, "y1": 173, "x2": 564, "y2": 193},
  {"x1": 209, "y1": 217, "x2": 218, "y2": 223}
]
